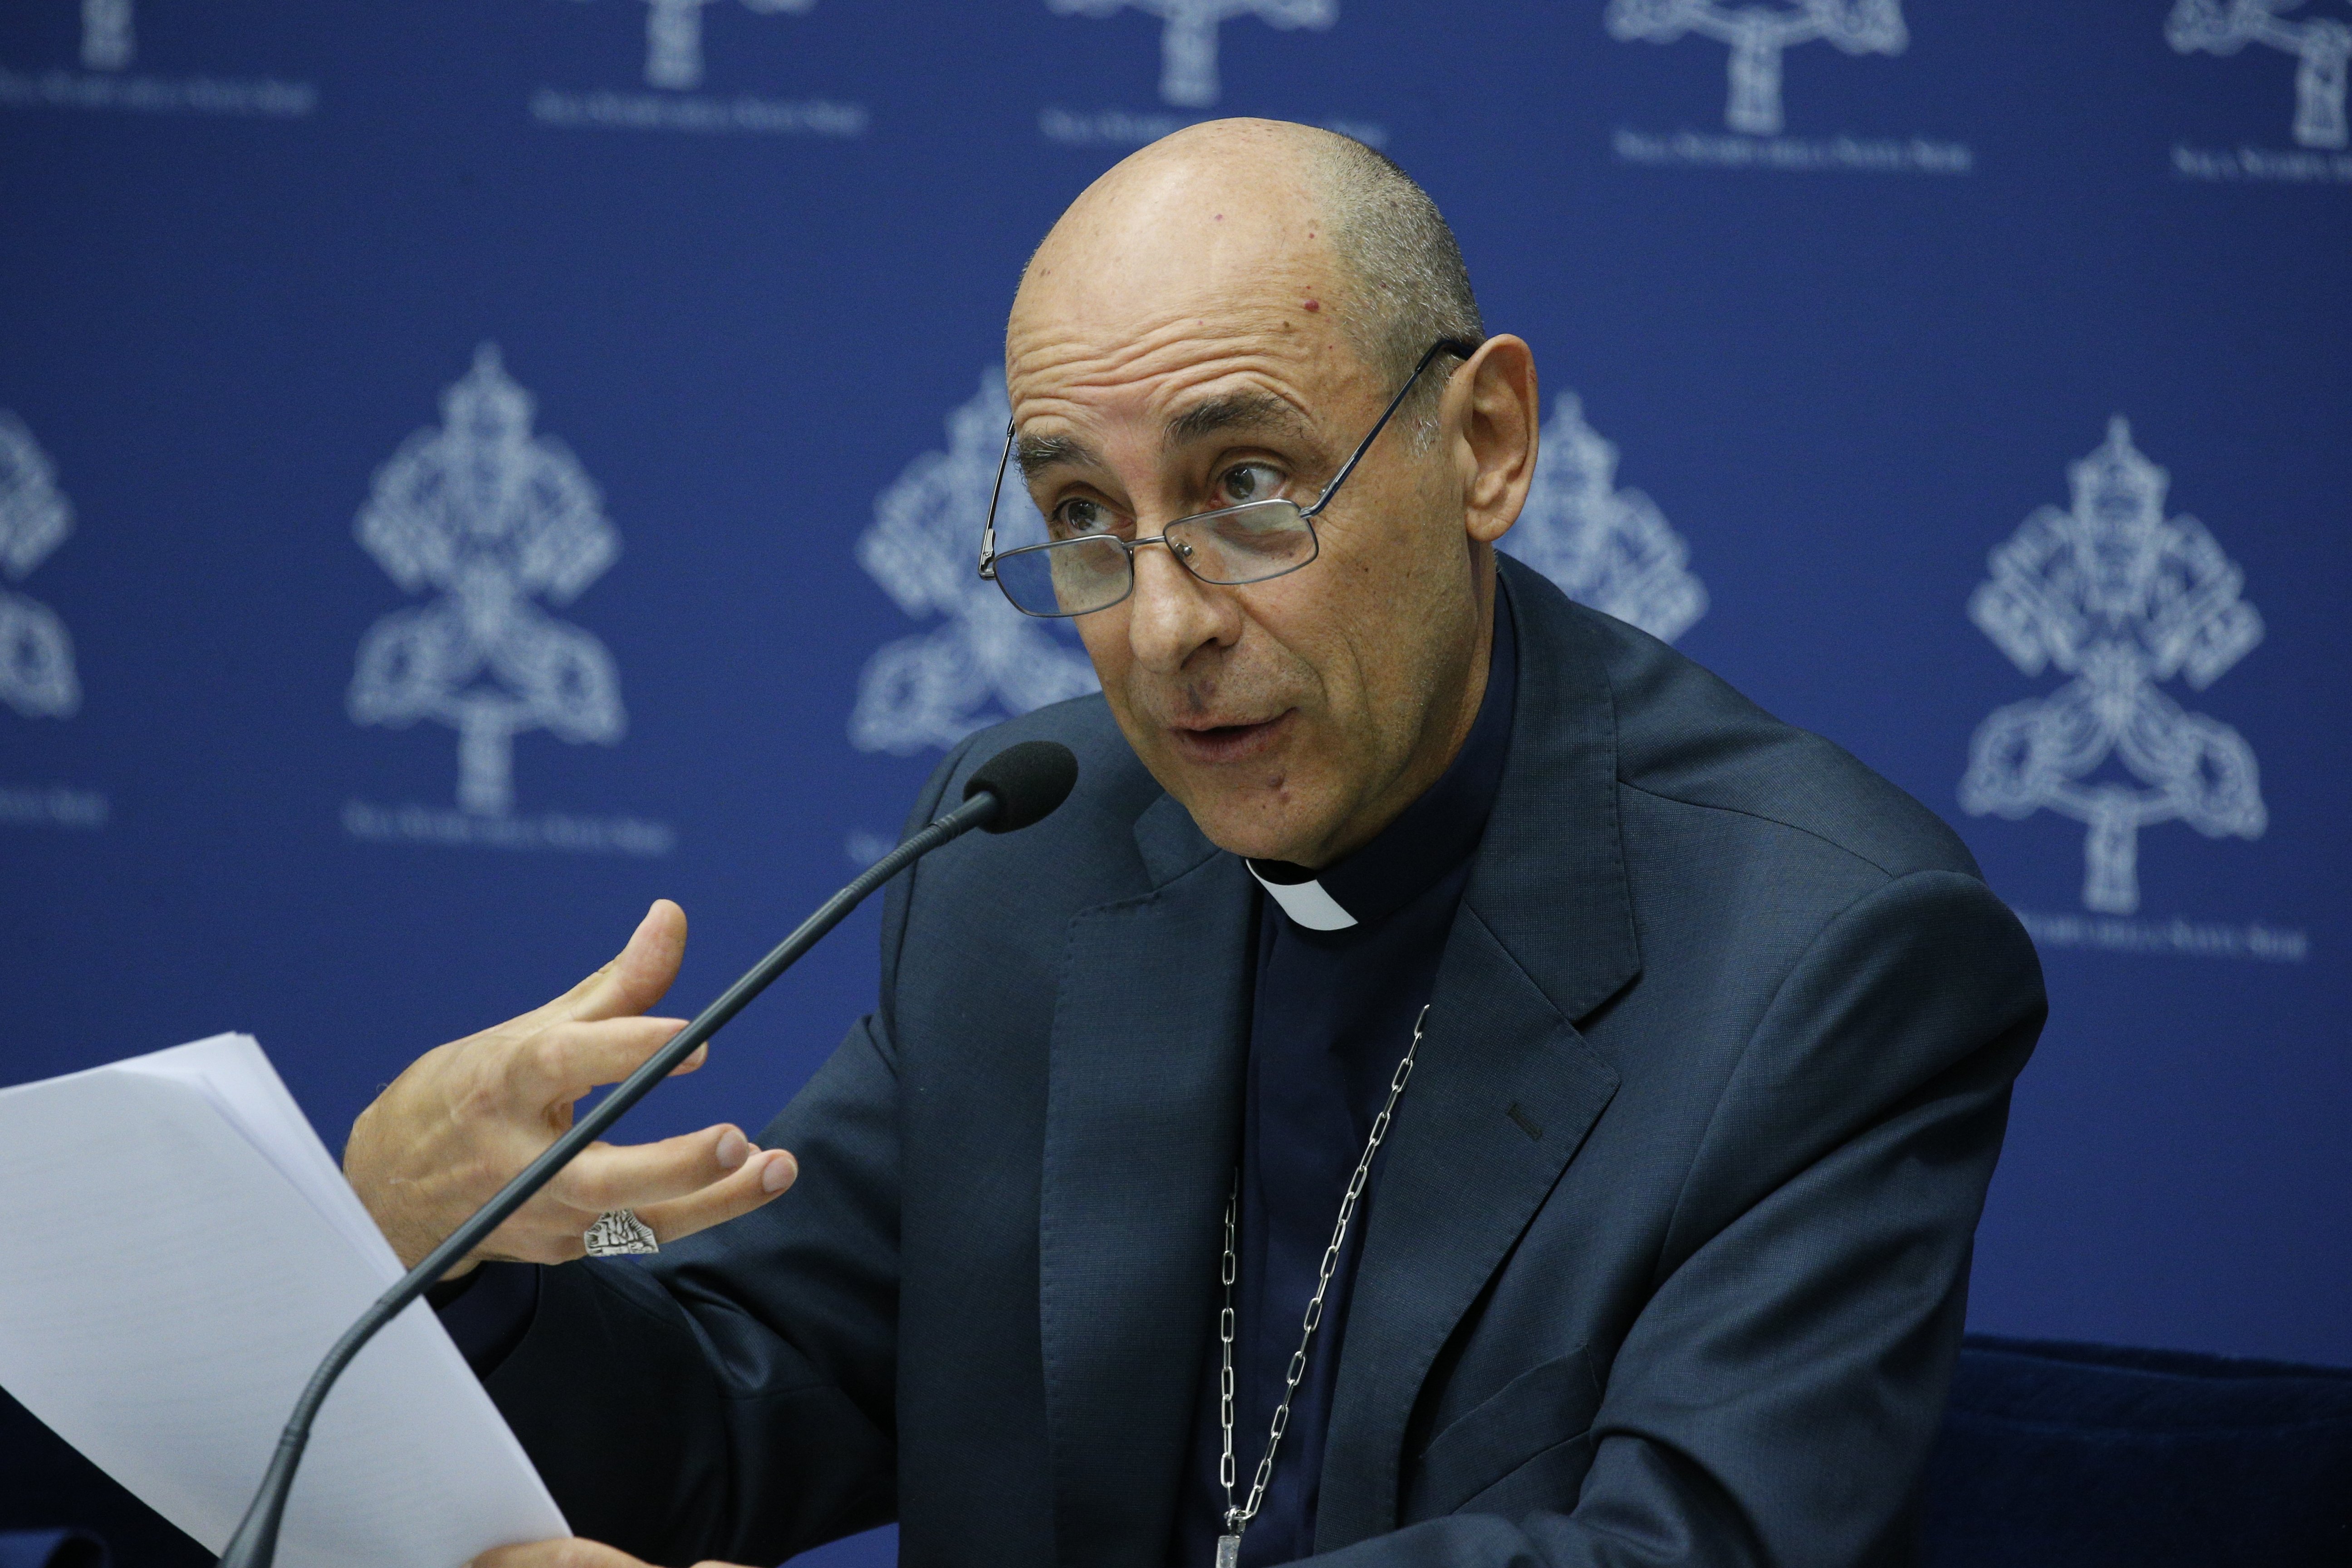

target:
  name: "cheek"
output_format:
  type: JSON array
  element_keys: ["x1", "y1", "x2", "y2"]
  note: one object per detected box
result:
[
  {"x1": 1076, "y1": 611, "x2": 1150, "y2": 730},
  {"x1": 1292, "y1": 508, "x2": 1462, "y2": 744},
  {"x1": 1075, "y1": 611, "x2": 1128, "y2": 680},
  {"x1": 1241, "y1": 584, "x2": 1378, "y2": 743}
]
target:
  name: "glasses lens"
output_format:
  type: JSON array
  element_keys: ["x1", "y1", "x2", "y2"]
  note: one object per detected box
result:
[
  {"x1": 1167, "y1": 501, "x2": 1316, "y2": 585},
  {"x1": 994, "y1": 537, "x2": 1132, "y2": 617}
]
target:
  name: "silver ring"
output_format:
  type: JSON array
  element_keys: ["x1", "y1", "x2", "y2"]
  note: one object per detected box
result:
[{"x1": 583, "y1": 1209, "x2": 658, "y2": 1257}]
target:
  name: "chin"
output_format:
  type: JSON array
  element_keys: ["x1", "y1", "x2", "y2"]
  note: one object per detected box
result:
[
  {"x1": 1126, "y1": 726, "x2": 1345, "y2": 864},
  {"x1": 1178, "y1": 787, "x2": 1334, "y2": 866}
]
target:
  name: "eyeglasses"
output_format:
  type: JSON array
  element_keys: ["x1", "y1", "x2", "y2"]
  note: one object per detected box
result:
[{"x1": 976, "y1": 338, "x2": 1481, "y2": 619}]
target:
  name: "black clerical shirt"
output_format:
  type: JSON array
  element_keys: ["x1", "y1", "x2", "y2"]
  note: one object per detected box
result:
[{"x1": 1170, "y1": 595, "x2": 1518, "y2": 1568}]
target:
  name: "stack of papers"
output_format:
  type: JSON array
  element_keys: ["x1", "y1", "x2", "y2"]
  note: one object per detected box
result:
[{"x1": 0, "y1": 1034, "x2": 568, "y2": 1568}]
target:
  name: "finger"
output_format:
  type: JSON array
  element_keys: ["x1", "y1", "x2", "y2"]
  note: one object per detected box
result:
[
  {"x1": 510, "y1": 900, "x2": 689, "y2": 1034},
  {"x1": 471, "y1": 1537, "x2": 652, "y2": 1568},
  {"x1": 506, "y1": 1015, "x2": 692, "y2": 1107},
  {"x1": 545, "y1": 1124, "x2": 764, "y2": 1215},
  {"x1": 633, "y1": 1148, "x2": 798, "y2": 1244},
  {"x1": 569, "y1": 899, "x2": 688, "y2": 1023},
  {"x1": 481, "y1": 1142, "x2": 787, "y2": 1265}
]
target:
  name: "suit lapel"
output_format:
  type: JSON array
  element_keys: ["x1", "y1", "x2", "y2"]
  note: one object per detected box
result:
[
  {"x1": 1040, "y1": 794, "x2": 1255, "y2": 1568},
  {"x1": 1316, "y1": 563, "x2": 1642, "y2": 1548}
]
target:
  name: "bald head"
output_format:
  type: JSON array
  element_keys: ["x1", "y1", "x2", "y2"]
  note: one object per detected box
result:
[{"x1": 1012, "y1": 120, "x2": 1482, "y2": 437}]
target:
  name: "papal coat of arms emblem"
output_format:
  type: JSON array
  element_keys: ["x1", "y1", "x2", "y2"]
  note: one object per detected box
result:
[
  {"x1": 1959, "y1": 417, "x2": 2267, "y2": 916},
  {"x1": 2168, "y1": 0, "x2": 2352, "y2": 150},
  {"x1": 81, "y1": 0, "x2": 135, "y2": 69},
  {"x1": 348, "y1": 346, "x2": 627, "y2": 817},
  {"x1": 0, "y1": 412, "x2": 82, "y2": 721},
  {"x1": 850, "y1": 370, "x2": 1100, "y2": 756},
  {"x1": 564, "y1": 0, "x2": 819, "y2": 92},
  {"x1": 1501, "y1": 392, "x2": 1706, "y2": 644},
  {"x1": 1044, "y1": 0, "x2": 1338, "y2": 108},
  {"x1": 1605, "y1": 0, "x2": 1908, "y2": 136}
]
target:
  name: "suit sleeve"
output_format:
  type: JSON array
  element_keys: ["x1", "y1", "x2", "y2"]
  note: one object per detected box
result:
[
  {"x1": 1315, "y1": 868, "x2": 2046, "y2": 1568},
  {"x1": 476, "y1": 737, "x2": 979, "y2": 1568}
]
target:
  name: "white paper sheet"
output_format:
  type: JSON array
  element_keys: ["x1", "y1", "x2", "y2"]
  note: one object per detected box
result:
[{"x1": 0, "y1": 1034, "x2": 569, "y2": 1568}]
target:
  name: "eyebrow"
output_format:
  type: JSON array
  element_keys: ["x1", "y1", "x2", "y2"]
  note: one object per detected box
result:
[
  {"x1": 1012, "y1": 391, "x2": 1317, "y2": 480},
  {"x1": 1013, "y1": 431, "x2": 1097, "y2": 479},
  {"x1": 1163, "y1": 391, "x2": 1311, "y2": 451}
]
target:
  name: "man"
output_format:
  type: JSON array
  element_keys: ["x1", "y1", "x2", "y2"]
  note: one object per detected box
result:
[{"x1": 345, "y1": 119, "x2": 2045, "y2": 1568}]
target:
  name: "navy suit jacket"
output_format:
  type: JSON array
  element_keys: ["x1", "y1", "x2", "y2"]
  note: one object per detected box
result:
[{"x1": 480, "y1": 559, "x2": 2047, "y2": 1568}]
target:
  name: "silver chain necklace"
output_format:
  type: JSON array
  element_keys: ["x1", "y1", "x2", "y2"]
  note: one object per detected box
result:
[{"x1": 1215, "y1": 1004, "x2": 1428, "y2": 1568}]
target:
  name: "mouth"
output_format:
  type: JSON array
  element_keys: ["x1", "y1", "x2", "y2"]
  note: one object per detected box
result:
[{"x1": 1166, "y1": 709, "x2": 1295, "y2": 767}]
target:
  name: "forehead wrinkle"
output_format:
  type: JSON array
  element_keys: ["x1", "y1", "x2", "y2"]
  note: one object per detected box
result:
[
  {"x1": 1009, "y1": 312, "x2": 1323, "y2": 393},
  {"x1": 1007, "y1": 332, "x2": 1343, "y2": 442},
  {"x1": 1006, "y1": 304, "x2": 1361, "y2": 484},
  {"x1": 1009, "y1": 262, "x2": 1344, "y2": 373}
]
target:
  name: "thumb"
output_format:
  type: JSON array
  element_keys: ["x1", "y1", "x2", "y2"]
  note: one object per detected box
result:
[{"x1": 569, "y1": 900, "x2": 687, "y2": 1022}]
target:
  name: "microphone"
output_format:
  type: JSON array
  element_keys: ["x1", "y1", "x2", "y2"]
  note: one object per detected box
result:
[{"x1": 217, "y1": 739, "x2": 1078, "y2": 1568}]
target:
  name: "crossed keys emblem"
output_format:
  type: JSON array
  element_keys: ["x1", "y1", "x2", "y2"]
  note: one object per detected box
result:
[
  {"x1": 1046, "y1": 0, "x2": 1339, "y2": 108},
  {"x1": 1606, "y1": 0, "x2": 1909, "y2": 136},
  {"x1": 2168, "y1": 0, "x2": 2352, "y2": 150},
  {"x1": 564, "y1": 0, "x2": 819, "y2": 92}
]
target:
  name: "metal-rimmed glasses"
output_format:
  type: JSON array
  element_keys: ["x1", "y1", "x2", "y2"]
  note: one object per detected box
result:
[{"x1": 975, "y1": 337, "x2": 1481, "y2": 619}]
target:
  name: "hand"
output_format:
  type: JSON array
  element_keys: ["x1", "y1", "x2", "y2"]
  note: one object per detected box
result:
[
  {"x1": 344, "y1": 900, "x2": 798, "y2": 1275},
  {"x1": 472, "y1": 1539, "x2": 754, "y2": 1568}
]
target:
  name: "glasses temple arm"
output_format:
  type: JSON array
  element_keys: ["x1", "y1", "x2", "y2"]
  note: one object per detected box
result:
[
  {"x1": 1302, "y1": 338, "x2": 1482, "y2": 519},
  {"x1": 978, "y1": 416, "x2": 1017, "y2": 578}
]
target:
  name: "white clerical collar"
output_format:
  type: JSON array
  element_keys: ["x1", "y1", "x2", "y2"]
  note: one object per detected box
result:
[{"x1": 1245, "y1": 860, "x2": 1359, "y2": 931}]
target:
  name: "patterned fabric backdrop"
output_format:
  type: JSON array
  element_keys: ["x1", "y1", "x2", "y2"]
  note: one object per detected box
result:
[{"x1": 2, "y1": 9, "x2": 2345, "y2": 1547}]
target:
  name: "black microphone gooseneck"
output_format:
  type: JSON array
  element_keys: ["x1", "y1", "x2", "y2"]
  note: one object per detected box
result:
[{"x1": 217, "y1": 740, "x2": 1079, "y2": 1568}]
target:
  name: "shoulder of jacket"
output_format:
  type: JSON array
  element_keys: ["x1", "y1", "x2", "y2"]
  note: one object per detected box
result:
[{"x1": 1560, "y1": 597, "x2": 1981, "y2": 883}]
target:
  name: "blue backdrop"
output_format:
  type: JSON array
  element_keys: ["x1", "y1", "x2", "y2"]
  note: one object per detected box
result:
[{"x1": 3, "y1": 0, "x2": 2347, "y2": 1556}]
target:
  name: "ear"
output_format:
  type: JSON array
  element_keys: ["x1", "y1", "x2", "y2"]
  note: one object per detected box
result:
[{"x1": 1445, "y1": 336, "x2": 1539, "y2": 547}]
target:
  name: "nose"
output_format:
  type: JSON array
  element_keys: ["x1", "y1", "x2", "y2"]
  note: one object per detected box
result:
[{"x1": 1126, "y1": 536, "x2": 1240, "y2": 674}]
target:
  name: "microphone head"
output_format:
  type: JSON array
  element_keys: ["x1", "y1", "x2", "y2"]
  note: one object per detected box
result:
[{"x1": 964, "y1": 740, "x2": 1079, "y2": 833}]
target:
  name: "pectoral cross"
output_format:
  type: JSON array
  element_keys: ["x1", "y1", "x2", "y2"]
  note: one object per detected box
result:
[{"x1": 1215, "y1": 1535, "x2": 1240, "y2": 1568}]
